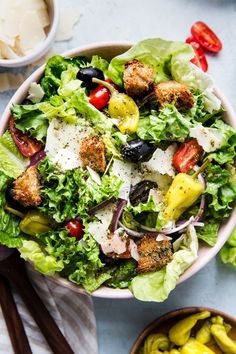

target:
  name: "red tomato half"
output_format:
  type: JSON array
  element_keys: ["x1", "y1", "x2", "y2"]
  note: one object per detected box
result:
[
  {"x1": 186, "y1": 37, "x2": 208, "y2": 72},
  {"x1": 89, "y1": 79, "x2": 117, "y2": 110},
  {"x1": 9, "y1": 116, "x2": 43, "y2": 157},
  {"x1": 191, "y1": 21, "x2": 222, "y2": 53},
  {"x1": 173, "y1": 139, "x2": 204, "y2": 173},
  {"x1": 65, "y1": 219, "x2": 84, "y2": 240}
]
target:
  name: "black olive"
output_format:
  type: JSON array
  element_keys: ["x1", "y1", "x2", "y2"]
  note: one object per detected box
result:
[
  {"x1": 121, "y1": 139, "x2": 156, "y2": 163},
  {"x1": 129, "y1": 180, "x2": 157, "y2": 206},
  {"x1": 5, "y1": 185, "x2": 29, "y2": 212},
  {"x1": 77, "y1": 67, "x2": 104, "y2": 89}
]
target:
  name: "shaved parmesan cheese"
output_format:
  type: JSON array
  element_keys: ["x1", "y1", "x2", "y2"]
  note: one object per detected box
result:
[
  {"x1": 111, "y1": 159, "x2": 134, "y2": 200},
  {"x1": 87, "y1": 166, "x2": 101, "y2": 185},
  {"x1": 0, "y1": 0, "x2": 50, "y2": 59},
  {"x1": 101, "y1": 229, "x2": 127, "y2": 255},
  {"x1": 56, "y1": 6, "x2": 80, "y2": 41},
  {"x1": 27, "y1": 82, "x2": 44, "y2": 103},
  {"x1": 129, "y1": 239, "x2": 139, "y2": 261},
  {"x1": 156, "y1": 234, "x2": 172, "y2": 241},
  {"x1": 189, "y1": 126, "x2": 225, "y2": 152},
  {"x1": 142, "y1": 144, "x2": 177, "y2": 177},
  {"x1": 45, "y1": 119, "x2": 94, "y2": 171},
  {"x1": 0, "y1": 73, "x2": 25, "y2": 92}
]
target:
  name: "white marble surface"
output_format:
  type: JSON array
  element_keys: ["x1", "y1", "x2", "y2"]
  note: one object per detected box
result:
[{"x1": 0, "y1": 1, "x2": 236, "y2": 353}]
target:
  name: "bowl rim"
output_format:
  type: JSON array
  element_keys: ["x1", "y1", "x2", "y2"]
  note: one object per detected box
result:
[
  {"x1": 1, "y1": 41, "x2": 236, "y2": 299},
  {"x1": 0, "y1": 0, "x2": 59, "y2": 68},
  {"x1": 130, "y1": 306, "x2": 236, "y2": 354}
]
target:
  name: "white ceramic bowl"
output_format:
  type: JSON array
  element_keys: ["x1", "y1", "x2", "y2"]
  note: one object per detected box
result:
[
  {"x1": 1, "y1": 42, "x2": 236, "y2": 299},
  {"x1": 0, "y1": 0, "x2": 59, "y2": 68}
]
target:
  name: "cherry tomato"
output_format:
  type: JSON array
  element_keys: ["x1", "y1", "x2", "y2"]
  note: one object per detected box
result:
[
  {"x1": 65, "y1": 219, "x2": 84, "y2": 239},
  {"x1": 9, "y1": 116, "x2": 43, "y2": 157},
  {"x1": 173, "y1": 139, "x2": 204, "y2": 173},
  {"x1": 89, "y1": 79, "x2": 117, "y2": 110},
  {"x1": 186, "y1": 37, "x2": 208, "y2": 72},
  {"x1": 191, "y1": 21, "x2": 222, "y2": 53}
]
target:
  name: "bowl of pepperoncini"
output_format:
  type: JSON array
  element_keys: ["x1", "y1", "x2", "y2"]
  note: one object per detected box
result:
[{"x1": 131, "y1": 307, "x2": 236, "y2": 354}]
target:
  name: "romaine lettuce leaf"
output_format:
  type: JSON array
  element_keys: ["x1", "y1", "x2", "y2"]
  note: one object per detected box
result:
[
  {"x1": 19, "y1": 240, "x2": 64, "y2": 275},
  {"x1": 38, "y1": 157, "x2": 122, "y2": 222},
  {"x1": 220, "y1": 227, "x2": 236, "y2": 268},
  {"x1": 205, "y1": 164, "x2": 236, "y2": 220},
  {"x1": 105, "y1": 259, "x2": 137, "y2": 289},
  {"x1": 0, "y1": 131, "x2": 28, "y2": 178},
  {"x1": 137, "y1": 104, "x2": 192, "y2": 142},
  {"x1": 131, "y1": 225, "x2": 198, "y2": 302},
  {"x1": 11, "y1": 104, "x2": 48, "y2": 142},
  {"x1": 197, "y1": 220, "x2": 220, "y2": 246},
  {"x1": 0, "y1": 171, "x2": 25, "y2": 247}
]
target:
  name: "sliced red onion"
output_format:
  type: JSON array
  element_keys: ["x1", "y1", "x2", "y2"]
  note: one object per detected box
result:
[
  {"x1": 110, "y1": 198, "x2": 127, "y2": 233},
  {"x1": 88, "y1": 197, "x2": 116, "y2": 215},
  {"x1": 137, "y1": 91, "x2": 156, "y2": 108},
  {"x1": 160, "y1": 217, "x2": 195, "y2": 235},
  {"x1": 118, "y1": 221, "x2": 144, "y2": 238},
  {"x1": 193, "y1": 165, "x2": 207, "y2": 222},
  {"x1": 30, "y1": 150, "x2": 46, "y2": 166}
]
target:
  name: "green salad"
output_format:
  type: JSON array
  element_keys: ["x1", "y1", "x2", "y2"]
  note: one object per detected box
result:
[{"x1": 0, "y1": 38, "x2": 235, "y2": 302}]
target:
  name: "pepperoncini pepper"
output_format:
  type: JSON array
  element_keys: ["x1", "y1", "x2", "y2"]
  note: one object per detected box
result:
[
  {"x1": 142, "y1": 333, "x2": 170, "y2": 354},
  {"x1": 195, "y1": 320, "x2": 212, "y2": 344},
  {"x1": 20, "y1": 210, "x2": 54, "y2": 236},
  {"x1": 92, "y1": 78, "x2": 140, "y2": 134},
  {"x1": 181, "y1": 338, "x2": 216, "y2": 354},
  {"x1": 163, "y1": 159, "x2": 210, "y2": 223},
  {"x1": 169, "y1": 311, "x2": 211, "y2": 346},
  {"x1": 211, "y1": 321, "x2": 236, "y2": 354}
]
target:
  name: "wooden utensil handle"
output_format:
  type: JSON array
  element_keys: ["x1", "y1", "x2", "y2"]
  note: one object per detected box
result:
[
  {"x1": 0, "y1": 275, "x2": 32, "y2": 354},
  {"x1": 5, "y1": 256, "x2": 75, "y2": 354}
]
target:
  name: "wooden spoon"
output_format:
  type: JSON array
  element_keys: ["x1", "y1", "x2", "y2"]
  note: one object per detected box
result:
[{"x1": 0, "y1": 245, "x2": 74, "y2": 354}]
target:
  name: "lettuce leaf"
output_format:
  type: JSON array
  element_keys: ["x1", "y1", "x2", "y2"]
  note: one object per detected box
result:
[
  {"x1": 131, "y1": 225, "x2": 198, "y2": 302},
  {"x1": 0, "y1": 172, "x2": 25, "y2": 247},
  {"x1": 137, "y1": 104, "x2": 192, "y2": 142},
  {"x1": 108, "y1": 38, "x2": 220, "y2": 112},
  {"x1": 105, "y1": 259, "x2": 137, "y2": 289},
  {"x1": 38, "y1": 157, "x2": 122, "y2": 222},
  {"x1": 0, "y1": 131, "x2": 28, "y2": 179},
  {"x1": 19, "y1": 240, "x2": 64, "y2": 275},
  {"x1": 220, "y1": 227, "x2": 236, "y2": 268},
  {"x1": 11, "y1": 104, "x2": 48, "y2": 142},
  {"x1": 197, "y1": 220, "x2": 220, "y2": 246},
  {"x1": 205, "y1": 164, "x2": 236, "y2": 220}
]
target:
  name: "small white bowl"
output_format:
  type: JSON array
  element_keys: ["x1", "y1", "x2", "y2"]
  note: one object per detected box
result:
[
  {"x1": 0, "y1": 0, "x2": 59, "y2": 68},
  {"x1": 1, "y1": 42, "x2": 236, "y2": 299}
]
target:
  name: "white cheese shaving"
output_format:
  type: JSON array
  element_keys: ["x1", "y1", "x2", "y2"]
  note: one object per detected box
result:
[
  {"x1": 142, "y1": 144, "x2": 177, "y2": 177},
  {"x1": 56, "y1": 6, "x2": 80, "y2": 41},
  {"x1": 27, "y1": 82, "x2": 45, "y2": 103},
  {"x1": 101, "y1": 229, "x2": 127, "y2": 255},
  {"x1": 129, "y1": 239, "x2": 140, "y2": 261},
  {"x1": 45, "y1": 119, "x2": 93, "y2": 171},
  {"x1": 0, "y1": 0, "x2": 49, "y2": 59},
  {"x1": 111, "y1": 159, "x2": 134, "y2": 200},
  {"x1": 156, "y1": 234, "x2": 172, "y2": 242},
  {"x1": 0, "y1": 73, "x2": 25, "y2": 92},
  {"x1": 87, "y1": 166, "x2": 101, "y2": 185},
  {"x1": 189, "y1": 126, "x2": 225, "y2": 152}
]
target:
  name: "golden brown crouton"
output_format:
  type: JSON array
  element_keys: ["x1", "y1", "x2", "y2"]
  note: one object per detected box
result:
[
  {"x1": 154, "y1": 81, "x2": 194, "y2": 111},
  {"x1": 13, "y1": 166, "x2": 42, "y2": 207},
  {"x1": 123, "y1": 59, "x2": 154, "y2": 97},
  {"x1": 80, "y1": 136, "x2": 106, "y2": 173},
  {"x1": 136, "y1": 237, "x2": 173, "y2": 273}
]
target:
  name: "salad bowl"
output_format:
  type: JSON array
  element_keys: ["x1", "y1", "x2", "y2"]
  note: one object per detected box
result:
[{"x1": 1, "y1": 41, "x2": 236, "y2": 299}]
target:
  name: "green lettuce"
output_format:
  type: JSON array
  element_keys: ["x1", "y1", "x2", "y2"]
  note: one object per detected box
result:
[
  {"x1": 131, "y1": 225, "x2": 198, "y2": 302},
  {"x1": 0, "y1": 172, "x2": 25, "y2": 247},
  {"x1": 205, "y1": 164, "x2": 236, "y2": 220},
  {"x1": 11, "y1": 104, "x2": 48, "y2": 142},
  {"x1": 40, "y1": 55, "x2": 88, "y2": 98},
  {"x1": 38, "y1": 228, "x2": 106, "y2": 292},
  {"x1": 220, "y1": 227, "x2": 236, "y2": 268},
  {"x1": 105, "y1": 259, "x2": 137, "y2": 289},
  {"x1": 19, "y1": 240, "x2": 64, "y2": 275},
  {"x1": 108, "y1": 38, "x2": 221, "y2": 113},
  {"x1": 38, "y1": 157, "x2": 122, "y2": 222},
  {"x1": 197, "y1": 221, "x2": 220, "y2": 246},
  {"x1": 137, "y1": 104, "x2": 192, "y2": 142},
  {"x1": 0, "y1": 131, "x2": 28, "y2": 178},
  {"x1": 208, "y1": 120, "x2": 236, "y2": 164}
]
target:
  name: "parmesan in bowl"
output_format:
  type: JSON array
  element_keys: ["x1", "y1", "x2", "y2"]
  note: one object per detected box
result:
[{"x1": 0, "y1": 0, "x2": 59, "y2": 67}]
